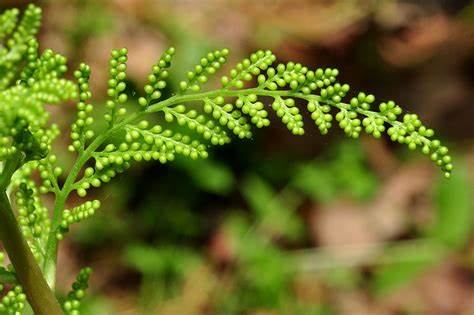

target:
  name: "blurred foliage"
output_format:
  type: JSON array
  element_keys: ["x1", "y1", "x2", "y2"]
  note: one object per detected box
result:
[{"x1": 291, "y1": 141, "x2": 378, "y2": 203}]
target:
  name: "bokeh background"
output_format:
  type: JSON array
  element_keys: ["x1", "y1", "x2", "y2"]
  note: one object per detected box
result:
[{"x1": 2, "y1": 0, "x2": 474, "y2": 314}]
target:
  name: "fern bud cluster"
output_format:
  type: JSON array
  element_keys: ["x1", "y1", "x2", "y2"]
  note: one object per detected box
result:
[
  {"x1": 202, "y1": 96, "x2": 252, "y2": 139},
  {"x1": 105, "y1": 48, "x2": 129, "y2": 126},
  {"x1": 70, "y1": 64, "x2": 94, "y2": 153},
  {"x1": 0, "y1": 4, "x2": 76, "y2": 162},
  {"x1": 138, "y1": 47, "x2": 174, "y2": 107},
  {"x1": 125, "y1": 123, "x2": 208, "y2": 159},
  {"x1": 163, "y1": 105, "x2": 231, "y2": 145},
  {"x1": 56, "y1": 200, "x2": 100, "y2": 240},
  {"x1": 222, "y1": 49, "x2": 275, "y2": 89},
  {"x1": 235, "y1": 94, "x2": 269, "y2": 128},
  {"x1": 180, "y1": 48, "x2": 228, "y2": 92},
  {"x1": 63, "y1": 268, "x2": 91, "y2": 315},
  {"x1": 0, "y1": 286, "x2": 26, "y2": 314},
  {"x1": 16, "y1": 182, "x2": 50, "y2": 240}
]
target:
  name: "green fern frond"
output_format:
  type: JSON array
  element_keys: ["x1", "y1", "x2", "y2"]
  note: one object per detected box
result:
[
  {"x1": 56, "y1": 200, "x2": 100, "y2": 240},
  {"x1": 15, "y1": 181, "x2": 50, "y2": 244},
  {"x1": 105, "y1": 48, "x2": 129, "y2": 128},
  {"x1": 0, "y1": 4, "x2": 42, "y2": 89},
  {"x1": 0, "y1": 8, "x2": 19, "y2": 42},
  {"x1": 179, "y1": 48, "x2": 228, "y2": 93},
  {"x1": 235, "y1": 94, "x2": 269, "y2": 128},
  {"x1": 0, "y1": 4, "x2": 76, "y2": 163},
  {"x1": 138, "y1": 47, "x2": 175, "y2": 108},
  {"x1": 0, "y1": 286, "x2": 26, "y2": 314},
  {"x1": 125, "y1": 123, "x2": 208, "y2": 159},
  {"x1": 63, "y1": 268, "x2": 91, "y2": 315},
  {"x1": 68, "y1": 47, "x2": 452, "y2": 200},
  {"x1": 163, "y1": 105, "x2": 231, "y2": 145},
  {"x1": 70, "y1": 63, "x2": 94, "y2": 153}
]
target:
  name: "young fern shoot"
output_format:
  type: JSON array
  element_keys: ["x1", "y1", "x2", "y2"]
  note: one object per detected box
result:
[{"x1": 0, "y1": 4, "x2": 452, "y2": 315}]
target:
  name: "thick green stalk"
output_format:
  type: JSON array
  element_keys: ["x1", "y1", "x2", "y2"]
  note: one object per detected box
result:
[{"x1": 0, "y1": 157, "x2": 62, "y2": 315}]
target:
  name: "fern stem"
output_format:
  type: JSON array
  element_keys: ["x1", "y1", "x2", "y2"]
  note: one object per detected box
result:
[
  {"x1": 147, "y1": 87, "x2": 432, "y2": 146},
  {"x1": 0, "y1": 157, "x2": 62, "y2": 315},
  {"x1": 42, "y1": 111, "x2": 142, "y2": 287}
]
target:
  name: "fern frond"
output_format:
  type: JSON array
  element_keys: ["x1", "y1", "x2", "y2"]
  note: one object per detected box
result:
[
  {"x1": 203, "y1": 96, "x2": 252, "y2": 138},
  {"x1": 56, "y1": 200, "x2": 100, "y2": 240},
  {"x1": 222, "y1": 49, "x2": 275, "y2": 89},
  {"x1": 125, "y1": 123, "x2": 208, "y2": 159},
  {"x1": 163, "y1": 105, "x2": 231, "y2": 145},
  {"x1": 70, "y1": 63, "x2": 94, "y2": 153},
  {"x1": 0, "y1": 4, "x2": 455, "y2": 309},
  {"x1": 68, "y1": 47, "x2": 452, "y2": 203},
  {"x1": 138, "y1": 47, "x2": 175, "y2": 108},
  {"x1": 0, "y1": 286, "x2": 26, "y2": 314},
  {"x1": 15, "y1": 181, "x2": 50, "y2": 244},
  {"x1": 235, "y1": 94, "x2": 269, "y2": 128},
  {"x1": 0, "y1": 8, "x2": 19, "y2": 42},
  {"x1": 0, "y1": 4, "x2": 42, "y2": 89},
  {"x1": 63, "y1": 268, "x2": 91, "y2": 315},
  {"x1": 272, "y1": 96, "x2": 304, "y2": 135},
  {"x1": 179, "y1": 48, "x2": 229, "y2": 93}
]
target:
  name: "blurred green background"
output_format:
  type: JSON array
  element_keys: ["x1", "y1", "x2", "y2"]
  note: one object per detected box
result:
[{"x1": 2, "y1": 0, "x2": 474, "y2": 314}]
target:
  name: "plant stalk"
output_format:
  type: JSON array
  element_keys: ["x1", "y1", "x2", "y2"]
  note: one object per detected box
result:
[{"x1": 0, "y1": 190, "x2": 62, "y2": 315}]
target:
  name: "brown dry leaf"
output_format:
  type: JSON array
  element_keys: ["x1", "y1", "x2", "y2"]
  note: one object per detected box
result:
[
  {"x1": 243, "y1": 0, "x2": 370, "y2": 43},
  {"x1": 292, "y1": 273, "x2": 325, "y2": 304},
  {"x1": 250, "y1": 310, "x2": 278, "y2": 315},
  {"x1": 361, "y1": 136, "x2": 399, "y2": 178},
  {"x1": 367, "y1": 163, "x2": 434, "y2": 240},
  {"x1": 155, "y1": 266, "x2": 215, "y2": 315},
  {"x1": 379, "y1": 15, "x2": 451, "y2": 67},
  {"x1": 311, "y1": 162, "x2": 434, "y2": 249},
  {"x1": 311, "y1": 200, "x2": 379, "y2": 260},
  {"x1": 332, "y1": 291, "x2": 390, "y2": 315},
  {"x1": 377, "y1": 261, "x2": 474, "y2": 315},
  {"x1": 208, "y1": 226, "x2": 236, "y2": 265}
]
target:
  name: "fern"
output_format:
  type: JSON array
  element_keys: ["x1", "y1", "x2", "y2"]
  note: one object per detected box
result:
[
  {"x1": 0, "y1": 4, "x2": 453, "y2": 315},
  {"x1": 63, "y1": 268, "x2": 91, "y2": 315},
  {"x1": 62, "y1": 48, "x2": 452, "y2": 202}
]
